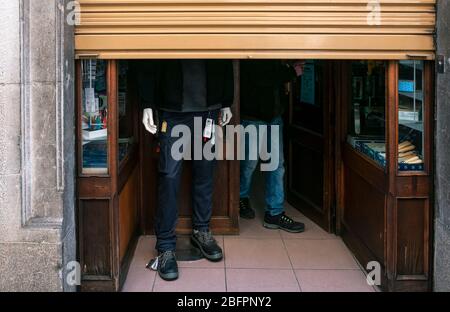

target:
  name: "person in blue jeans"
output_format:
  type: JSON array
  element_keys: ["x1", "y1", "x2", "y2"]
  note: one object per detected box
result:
[{"x1": 239, "y1": 60, "x2": 305, "y2": 233}]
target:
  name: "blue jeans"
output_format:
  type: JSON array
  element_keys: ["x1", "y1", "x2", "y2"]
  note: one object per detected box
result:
[
  {"x1": 156, "y1": 110, "x2": 219, "y2": 252},
  {"x1": 239, "y1": 117, "x2": 285, "y2": 216}
]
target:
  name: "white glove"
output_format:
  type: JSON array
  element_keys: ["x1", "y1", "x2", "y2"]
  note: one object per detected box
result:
[
  {"x1": 219, "y1": 107, "x2": 233, "y2": 126},
  {"x1": 142, "y1": 108, "x2": 157, "y2": 135}
]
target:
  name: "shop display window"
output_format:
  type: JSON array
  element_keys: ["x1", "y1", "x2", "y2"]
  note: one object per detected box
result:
[
  {"x1": 397, "y1": 60, "x2": 425, "y2": 171},
  {"x1": 81, "y1": 59, "x2": 108, "y2": 174},
  {"x1": 347, "y1": 61, "x2": 387, "y2": 169}
]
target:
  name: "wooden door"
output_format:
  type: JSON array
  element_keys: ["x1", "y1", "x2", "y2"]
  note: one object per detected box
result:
[
  {"x1": 140, "y1": 61, "x2": 240, "y2": 235},
  {"x1": 286, "y1": 60, "x2": 334, "y2": 231}
]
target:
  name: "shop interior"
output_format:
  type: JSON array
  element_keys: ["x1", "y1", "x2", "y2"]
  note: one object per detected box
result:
[{"x1": 76, "y1": 59, "x2": 432, "y2": 292}]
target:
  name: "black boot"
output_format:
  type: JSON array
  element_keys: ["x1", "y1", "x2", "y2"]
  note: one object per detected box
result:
[
  {"x1": 264, "y1": 212, "x2": 305, "y2": 233},
  {"x1": 239, "y1": 197, "x2": 255, "y2": 219},
  {"x1": 157, "y1": 250, "x2": 179, "y2": 281},
  {"x1": 191, "y1": 230, "x2": 223, "y2": 262}
]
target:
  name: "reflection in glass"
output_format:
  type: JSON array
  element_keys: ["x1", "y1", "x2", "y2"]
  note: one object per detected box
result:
[
  {"x1": 118, "y1": 61, "x2": 134, "y2": 164},
  {"x1": 81, "y1": 59, "x2": 108, "y2": 174},
  {"x1": 347, "y1": 61, "x2": 387, "y2": 169},
  {"x1": 398, "y1": 60, "x2": 424, "y2": 171}
]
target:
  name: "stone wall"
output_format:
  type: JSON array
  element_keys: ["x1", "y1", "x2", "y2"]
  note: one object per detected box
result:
[
  {"x1": 434, "y1": 0, "x2": 450, "y2": 292},
  {"x1": 0, "y1": 0, "x2": 75, "y2": 292}
]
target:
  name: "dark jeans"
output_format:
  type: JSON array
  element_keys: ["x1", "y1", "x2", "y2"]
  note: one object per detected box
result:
[{"x1": 155, "y1": 109, "x2": 219, "y2": 252}]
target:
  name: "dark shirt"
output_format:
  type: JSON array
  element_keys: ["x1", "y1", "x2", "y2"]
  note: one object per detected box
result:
[
  {"x1": 240, "y1": 60, "x2": 297, "y2": 122},
  {"x1": 136, "y1": 60, "x2": 233, "y2": 113},
  {"x1": 180, "y1": 60, "x2": 220, "y2": 112}
]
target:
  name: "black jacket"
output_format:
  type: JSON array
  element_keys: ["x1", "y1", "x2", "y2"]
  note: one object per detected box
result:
[
  {"x1": 136, "y1": 60, "x2": 234, "y2": 111},
  {"x1": 240, "y1": 60, "x2": 297, "y2": 122}
]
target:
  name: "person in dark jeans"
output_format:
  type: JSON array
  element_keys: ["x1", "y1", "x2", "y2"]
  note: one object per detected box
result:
[
  {"x1": 137, "y1": 60, "x2": 234, "y2": 281},
  {"x1": 239, "y1": 60, "x2": 305, "y2": 233}
]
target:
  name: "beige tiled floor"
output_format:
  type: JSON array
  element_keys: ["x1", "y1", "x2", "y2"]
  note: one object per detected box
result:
[
  {"x1": 122, "y1": 204, "x2": 375, "y2": 292},
  {"x1": 123, "y1": 170, "x2": 375, "y2": 292}
]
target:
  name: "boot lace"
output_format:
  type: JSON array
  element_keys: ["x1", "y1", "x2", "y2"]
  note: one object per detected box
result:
[
  {"x1": 197, "y1": 230, "x2": 216, "y2": 245},
  {"x1": 280, "y1": 214, "x2": 295, "y2": 224},
  {"x1": 240, "y1": 198, "x2": 249, "y2": 210},
  {"x1": 160, "y1": 250, "x2": 175, "y2": 268}
]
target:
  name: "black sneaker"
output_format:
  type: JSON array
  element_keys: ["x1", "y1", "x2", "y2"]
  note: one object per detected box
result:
[
  {"x1": 263, "y1": 212, "x2": 305, "y2": 233},
  {"x1": 156, "y1": 250, "x2": 179, "y2": 281},
  {"x1": 191, "y1": 230, "x2": 223, "y2": 262},
  {"x1": 239, "y1": 198, "x2": 255, "y2": 219}
]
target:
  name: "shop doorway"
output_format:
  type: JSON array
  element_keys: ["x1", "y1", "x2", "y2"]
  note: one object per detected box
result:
[
  {"x1": 76, "y1": 59, "x2": 339, "y2": 291},
  {"x1": 76, "y1": 59, "x2": 434, "y2": 292},
  {"x1": 136, "y1": 60, "x2": 337, "y2": 236}
]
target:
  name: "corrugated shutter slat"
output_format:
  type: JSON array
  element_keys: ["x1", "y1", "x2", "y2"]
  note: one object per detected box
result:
[{"x1": 75, "y1": 0, "x2": 436, "y2": 59}]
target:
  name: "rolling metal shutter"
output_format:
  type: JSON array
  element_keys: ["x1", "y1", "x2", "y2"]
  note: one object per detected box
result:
[{"x1": 75, "y1": 0, "x2": 436, "y2": 59}]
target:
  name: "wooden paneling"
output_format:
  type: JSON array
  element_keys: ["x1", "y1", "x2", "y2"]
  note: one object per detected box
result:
[
  {"x1": 75, "y1": 0, "x2": 435, "y2": 59},
  {"x1": 395, "y1": 199, "x2": 427, "y2": 277},
  {"x1": 343, "y1": 145, "x2": 387, "y2": 193},
  {"x1": 289, "y1": 139, "x2": 324, "y2": 209},
  {"x1": 79, "y1": 200, "x2": 112, "y2": 278},
  {"x1": 343, "y1": 163, "x2": 386, "y2": 263},
  {"x1": 119, "y1": 167, "x2": 139, "y2": 261},
  {"x1": 78, "y1": 177, "x2": 111, "y2": 198}
]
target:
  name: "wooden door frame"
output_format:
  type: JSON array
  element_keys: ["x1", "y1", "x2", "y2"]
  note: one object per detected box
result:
[{"x1": 334, "y1": 61, "x2": 348, "y2": 235}]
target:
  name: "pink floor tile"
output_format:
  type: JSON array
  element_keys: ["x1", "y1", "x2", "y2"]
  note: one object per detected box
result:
[
  {"x1": 280, "y1": 216, "x2": 339, "y2": 240},
  {"x1": 282, "y1": 204, "x2": 339, "y2": 240},
  {"x1": 224, "y1": 238, "x2": 292, "y2": 269},
  {"x1": 121, "y1": 265, "x2": 156, "y2": 292},
  {"x1": 284, "y1": 239, "x2": 359, "y2": 269},
  {"x1": 124, "y1": 208, "x2": 367, "y2": 292},
  {"x1": 226, "y1": 269, "x2": 300, "y2": 292},
  {"x1": 130, "y1": 236, "x2": 157, "y2": 269},
  {"x1": 237, "y1": 217, "x2": 282, "y2": 239},
  {"x1": 295, "y1": 269, "x2": 374, "y2": 292},
  {"x1": 153, "y1": 268, "x2": 226, "y2": 292}
]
